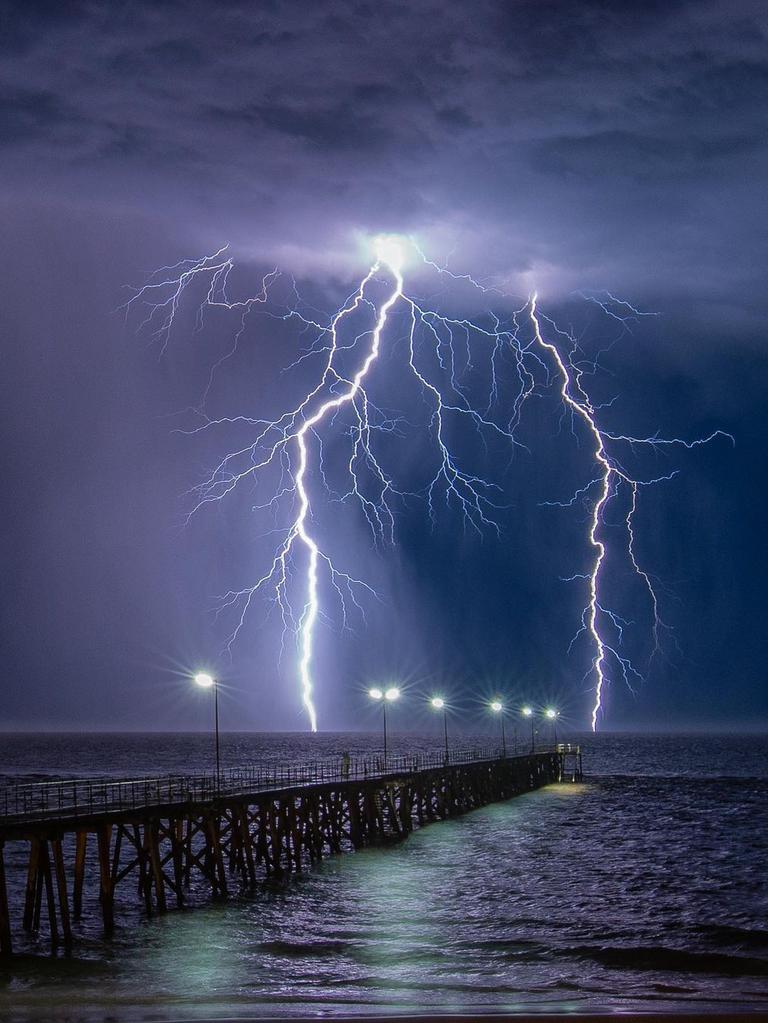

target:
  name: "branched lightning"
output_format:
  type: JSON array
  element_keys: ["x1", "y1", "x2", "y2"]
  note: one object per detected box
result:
[
  {"x1": 126, "y1": 237, "x2": 731, "y2": 731},
  {"x1": 527, "y1": 296, "x2": 731, "y2": 728}
]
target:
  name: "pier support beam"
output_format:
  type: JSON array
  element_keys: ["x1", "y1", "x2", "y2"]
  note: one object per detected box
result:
[
  {"x1": 0, "y1": 843, "x2": 12, "y2": 956},
  {"x1": 73, "y1": 831, "x2": 87, "y2": 920},
  {"x1": 97, "y1": 825, "x2": 114, "y2": 935},
  {"x1": 52, "y1": 838, "x2": 72, "y2": 949},
  {"x1": 39, "y1": 840, "x2": 59, "y2": 949},
  {"x1": 22, "y1": 838, "x2": 40, "y2": 931},
  {"x1": 147, "y1": 821, "x2": 167, "y2": 913}
]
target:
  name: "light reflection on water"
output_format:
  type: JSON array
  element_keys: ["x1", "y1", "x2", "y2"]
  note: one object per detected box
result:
[{"x1": 1, "y1": 734, "x2": 767, "y2": 1020}]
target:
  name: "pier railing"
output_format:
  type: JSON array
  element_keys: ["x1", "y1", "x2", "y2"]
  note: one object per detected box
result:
[{"x1": 0, "y1": 745, "x2": 569, "y2": 823}]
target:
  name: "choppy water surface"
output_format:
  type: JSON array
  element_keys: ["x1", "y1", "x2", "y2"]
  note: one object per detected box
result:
[{"x1": 1, "y1": 732, "x2": 767, "y2": 1020}]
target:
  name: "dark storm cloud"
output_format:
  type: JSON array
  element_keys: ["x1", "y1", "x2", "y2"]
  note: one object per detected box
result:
[
  {"x1": 209, "y1": 100, "x2": 391, "y2": 152},
  {"x1": 0, "y1": 0, "x2": 766, "y2": 312},
  {"x1": 0, "y1": 86, "x2": 65, "y2": 142},
  {"x1": 0, "y1": 0, "x2": 88, "y2": 56}
]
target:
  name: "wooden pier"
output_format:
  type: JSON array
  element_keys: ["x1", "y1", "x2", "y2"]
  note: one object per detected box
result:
[{"x1": 0, "y1": 745, "x2": 582, "y2": 956}]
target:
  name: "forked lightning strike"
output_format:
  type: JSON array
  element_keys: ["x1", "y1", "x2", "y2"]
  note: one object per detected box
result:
[{"x1": 126, "y1": 237, "x2": 730, "y2": 731}]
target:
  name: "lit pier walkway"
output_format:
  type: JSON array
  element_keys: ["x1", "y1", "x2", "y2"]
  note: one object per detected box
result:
[{"x1": 0, "y1": 744, "x2": 582, "y2": 956}]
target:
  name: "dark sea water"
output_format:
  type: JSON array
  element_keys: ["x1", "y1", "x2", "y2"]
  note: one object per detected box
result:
[{"x1": 1, "y1": 731, "x2": 767, "y2": 1020}]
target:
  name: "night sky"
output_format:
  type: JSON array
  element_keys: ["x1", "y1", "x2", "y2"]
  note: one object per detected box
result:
[{"x1": 1, "y1": 1, "x2": 766, "y2": 733}]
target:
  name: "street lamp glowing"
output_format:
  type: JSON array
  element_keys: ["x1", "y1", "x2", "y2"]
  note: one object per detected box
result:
[
  {"x1": 430, "y1": 696, "x2": 449, "y2": 759},
  {"x1": 192, "y1": 672, "x2": 220, "y2": 786},
  {"x1": 369, "y1": 685, "x2": 399, "y2": 762},
  {"x1": 489, "y1": 700, "x2": 506, "y2": 754},
  {"x1": 545, "y1": 707, "x2": 559, "y2": 744},
  {"x1": 522, "y1": 705, "x2": 535, "y2": 752}
]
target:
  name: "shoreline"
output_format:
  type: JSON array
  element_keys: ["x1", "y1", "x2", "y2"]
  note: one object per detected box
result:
[
  {"x1": 133, "y1": 1013, "x2": 768, "y2": 1023},
  {"x1": 4, "y1": 1006, "x2": 766, "y2": 1023},
  {"x1": 159, "y1": 1015, "x2": 768, "y2": 1022}
]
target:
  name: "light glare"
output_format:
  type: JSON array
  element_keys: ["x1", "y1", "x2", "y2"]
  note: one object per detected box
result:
[
  {"x1": 490, "y1": 700, "x2": 503, "y2": 713},
  {"x1": 194, "y1": 672, "x2": 215, "y2": 688},
  {"x1": 522, "y1": 705, "x2": 533, "y2": 717},
  {"x1": 374, "y1": 234, "x2": 408, "y2": 271},
  {"x1": 430, "y1": 696, "x2": 445, "y2": 709},
  {"x1": 368, "y1": 687, "x2": 384, "y2": 700},
  {"x1": 385, "y1": 686, "x2": 400, "y2": 701}
]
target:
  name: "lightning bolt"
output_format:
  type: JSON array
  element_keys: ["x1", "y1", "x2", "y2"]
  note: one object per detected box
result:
[
  {"x1": 527, "y1": 296, "x2": 732, "y2": 728},
  {"x1": 125, "y1": 237, "x2": 731, "y2": 731},
  {"x1": 289, "y1": 258, "x2": 403, "y2": 730}
]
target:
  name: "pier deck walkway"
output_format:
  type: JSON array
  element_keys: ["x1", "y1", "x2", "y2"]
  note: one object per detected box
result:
[{"x1": 0, "y1": 744, "x2": 582, "y2": 956}]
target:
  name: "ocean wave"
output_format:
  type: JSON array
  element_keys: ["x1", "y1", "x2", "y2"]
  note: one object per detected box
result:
[
  {"x1": 575, "y1": 944, "x2": 768, "y2": 976},
  {"x1": 695, "y1": 923, "x2": 768, "y2": 949}
]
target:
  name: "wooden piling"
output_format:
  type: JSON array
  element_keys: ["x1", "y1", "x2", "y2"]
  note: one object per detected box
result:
[
  {"x1": 134, "y1": 825, "x2": 152, "y2": 915},
  {"x1": 147, "y1": 820, "x2": 166, "y2": 913},
  {"x1": 170, "y1": 819, "x2": 184, "y2": 908},
  {"x1": 0, "y1": 843, "x2": 12, "y2": 956},
  {"x1": 238, "y1": 807, "x2": 256, "y2": 885},
  {"x1": 32, "y1": 851, "x2": 43, "y2": 932},
  {"x1": 110, "y1": 826, "x2": 123, "y2": 889},
  {"x1": 97, "y1": 825, "x2": 114, "y2": 935},
  {"x1": 39, "y1": 840, "x2": 59, "y2": 949},
  {"x1": 51, "y1": 838, "x2": 72, "y2": 949},
  {"x1": 73, "y1": 831, "x2": 87, "y2": 920},
  {"x1": 23, "y1": 838, "x2": 40, "y2": 930},
  {"x1": 205, "y1": 815, "x2": 227, "y2": 897}
]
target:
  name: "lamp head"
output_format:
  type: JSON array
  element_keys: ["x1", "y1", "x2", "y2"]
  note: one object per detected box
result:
[
  {"x1": 384, "y1": 686, "x2": 400, "y2": 702},
  {"x1": 368, "y1": 687, "x2": 384, "y2": 701},
  {"x1": 194, "y1": 672, "x2": 215, "y2": 689},
  {"x1": 490, "y1": 700, "x2": 503, "y2": 714},
  {"x1": 521, "y1": 706, "x2": 533, "y2": 717},
  {"x1": 545, "y1": 707, "x2": 558, "y2": 719},
  {"x1": 430, "y1": 696, "x2": 445, "y2": 710}
]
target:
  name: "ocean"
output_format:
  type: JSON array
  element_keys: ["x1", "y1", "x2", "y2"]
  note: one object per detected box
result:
[{"x1": 0, "y1": 731, "x2": 766, "y2": 1020}]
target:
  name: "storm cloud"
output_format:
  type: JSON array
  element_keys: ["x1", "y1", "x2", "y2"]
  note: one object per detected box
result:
[{"x1": 1, "y1": 1, "x2": 767, "y2": 313}]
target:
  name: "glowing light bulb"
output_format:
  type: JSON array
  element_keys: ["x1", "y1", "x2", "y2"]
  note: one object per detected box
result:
[
  {"x1": 194, "y1": 672, "x2": 215, "y2": 688},
  {"x1": 430, "y1": 696, "x2": 445, "y2": 710}
]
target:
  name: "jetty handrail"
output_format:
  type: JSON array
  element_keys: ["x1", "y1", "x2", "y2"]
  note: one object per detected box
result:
[{"x1": 0, "y1": 745, "x2": 572, "y2": 823}]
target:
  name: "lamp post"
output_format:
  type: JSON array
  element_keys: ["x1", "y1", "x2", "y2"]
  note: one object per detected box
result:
[
  {"x1": 521, "y1": 705, "x2": 535, "y2": 752},
  {"x1": 369, "y1": 686, "x2": 399, "y2": 765},
  {"x1": 430, "y1": 697, "x2": 449, "y2": 762},
  {"x1": 545, "y1": 707, "x2": 559, "y2": 745},
  {"x1": 194, "y1": 672, "x2": 220, "y2": 790},
  {"x1": 490, "y1": 699, "x2": 506, "y2": 756}
]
